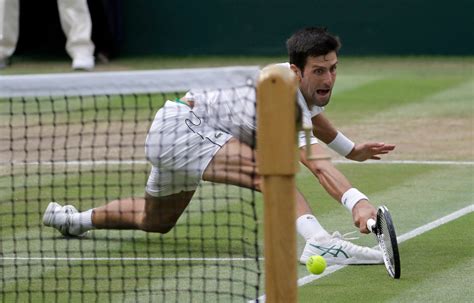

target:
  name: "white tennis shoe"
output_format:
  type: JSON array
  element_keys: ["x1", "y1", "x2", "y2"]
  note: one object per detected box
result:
[
  {"x1": 300, "y1": 231, "x2": 383, "y2": 265},
  {"x1": 72, "y1": 56, "x2": 95, "y2": 71},
  {"x1": 43, "y1": 202, "x2": 88, "y2": 237}
]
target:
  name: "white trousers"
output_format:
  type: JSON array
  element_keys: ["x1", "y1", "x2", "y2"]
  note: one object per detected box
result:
[{"x1": 0, "y1": 0, "x2": 94, "y2": 60}]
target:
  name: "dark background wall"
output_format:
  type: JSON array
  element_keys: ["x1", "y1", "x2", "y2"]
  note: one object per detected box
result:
[{"x1": 16, "y1": 0, "x2": 474, "y2": 57}]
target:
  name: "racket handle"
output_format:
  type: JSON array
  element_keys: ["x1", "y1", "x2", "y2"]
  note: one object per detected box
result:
[{"x1": 367, "y1": 218, "x2": 376, "y2": 233}]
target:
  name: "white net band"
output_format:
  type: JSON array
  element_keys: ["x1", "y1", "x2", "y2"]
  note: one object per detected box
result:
[{"x1": 0, "y1": 66, "x2": 259, "y2": 98}]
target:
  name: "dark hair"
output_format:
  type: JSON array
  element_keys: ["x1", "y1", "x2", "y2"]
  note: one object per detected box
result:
[{"x1": 286, "y1": 27, "x2": 341, "y2": 71}]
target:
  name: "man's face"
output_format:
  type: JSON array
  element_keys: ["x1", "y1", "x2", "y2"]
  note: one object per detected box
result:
[{"x1": 291, "y1": 51, "x2": 338, "y2": 107}]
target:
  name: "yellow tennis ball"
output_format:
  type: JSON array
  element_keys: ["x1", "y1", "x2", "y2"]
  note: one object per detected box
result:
[{"x1": 306, "y1": 255, "x2": 327, "y2": 275}]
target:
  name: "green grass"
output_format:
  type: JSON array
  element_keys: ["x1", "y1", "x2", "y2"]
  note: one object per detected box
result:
[
  {"x1": 1, "y1": 55, "x2": 472, "y2": 76},
  {"x1": 329, "y1": 76, "x2": 468, "y2": 122},
  {"x1": 2, "y1": 163, "x2": 471, "y2": 302},
  {"x1": 299, "y1": 213, "x2": 474, "y2": 303},
  {"x1": 1, "y1": 56, "x2": 473, "y2": 302}
]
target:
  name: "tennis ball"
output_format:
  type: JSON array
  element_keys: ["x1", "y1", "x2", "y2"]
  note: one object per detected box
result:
[{"x1": 306, "y1": 255, "x2": 327, "y2": 275}]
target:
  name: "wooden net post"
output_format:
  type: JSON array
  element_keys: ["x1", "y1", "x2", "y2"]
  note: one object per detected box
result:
[{"x1": 257, "y1": 65, "x2": 298, "y2": 303}]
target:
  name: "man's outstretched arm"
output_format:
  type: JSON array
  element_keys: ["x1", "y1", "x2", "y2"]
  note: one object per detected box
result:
[
  {"x1": 311, "y1": 113, "x2": 395, "y2": 161},
  {"x1": 299, "y1": 144, "x2": 376, "y2": 233}
]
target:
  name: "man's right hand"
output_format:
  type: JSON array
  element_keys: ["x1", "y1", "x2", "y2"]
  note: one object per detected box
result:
[{"x1": 352, "y1": 200, "x2": 377, "y2": 233}]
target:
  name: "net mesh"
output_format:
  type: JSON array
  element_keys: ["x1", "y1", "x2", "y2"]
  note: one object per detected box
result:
[{"x1": 0, "y1": 66, "x2": 263, "y2": 302}]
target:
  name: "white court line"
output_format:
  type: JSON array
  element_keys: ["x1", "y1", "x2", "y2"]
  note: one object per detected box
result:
[
  {"x1": 253, "y1": 204, "x2": 474, "y2": 303},
  {"x1": 2, "y1": 205, "x2": 473, "y2": 300},
  {"x1": 334, "y1": 159, "x2": 474, "y2": 165},
  {"x1": 2, "y1": 256, "x2": 263, "y2": 262},
  {"x1": 4, "y1": 159, "x2": 474, "y2": 166}
]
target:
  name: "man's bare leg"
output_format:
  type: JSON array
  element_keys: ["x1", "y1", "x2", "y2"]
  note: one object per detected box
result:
[
  {"x1": 42, "y1": 191, "x2": 196, "y2": 236},
  {"x1": 92, "y1": 191, "x2": 195, "y2": 233},
  {"x1": 44, "y1": 139, "x2": 258, "y2": 237},
  {"x1": 91, "y1": 197, "x2": 145, "y2": 230},
  {"x1": 45, "y1": 138, "x2": 321, "y2": 238}
]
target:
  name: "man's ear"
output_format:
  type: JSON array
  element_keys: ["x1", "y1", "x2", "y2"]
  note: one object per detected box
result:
[{"x1": 289, "y1": 64, "x2": 302, "y2": 81}]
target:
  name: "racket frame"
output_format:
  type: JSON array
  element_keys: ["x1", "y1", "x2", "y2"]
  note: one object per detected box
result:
[{"x1": 367, "y1": 206, "x2": 401, "y2": 279}]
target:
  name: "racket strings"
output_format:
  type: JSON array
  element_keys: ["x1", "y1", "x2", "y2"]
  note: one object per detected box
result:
[
  {"x1": 380, "y1": 215, "x2": 395, "y2": 263},
  {"x1": 373, "y1": 206, "x2": 401, "y2": 279}
]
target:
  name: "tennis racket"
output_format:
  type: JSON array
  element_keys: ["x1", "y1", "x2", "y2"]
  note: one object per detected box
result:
[{"x1": 367, "y1": 206, "x2": 401, "y2": 279}]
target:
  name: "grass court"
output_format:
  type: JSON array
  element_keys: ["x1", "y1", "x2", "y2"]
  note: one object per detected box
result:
[{"x1": 1, "y1": 56, "x2": 473, "y2": 302}]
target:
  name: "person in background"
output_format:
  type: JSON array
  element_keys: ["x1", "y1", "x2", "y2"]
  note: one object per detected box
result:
[
  {"x1": 0, "y1": 0, "x2": 95, "y2": 70},
  {"x1": 87, "y1": 0, "x2": 123, "y2": 64}
]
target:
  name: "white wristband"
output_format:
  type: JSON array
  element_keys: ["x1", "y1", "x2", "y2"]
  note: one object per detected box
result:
[
  {"x1": 341, "y1": 188, "x2": 368, "y2": 212},
  {"x1": 327, "y1": 131, "x2": 355, "y2": 156}
]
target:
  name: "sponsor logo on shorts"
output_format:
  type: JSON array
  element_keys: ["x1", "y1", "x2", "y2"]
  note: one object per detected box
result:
[{"x1": 214, "y1": 133, "x2": 223, "y2": 139}]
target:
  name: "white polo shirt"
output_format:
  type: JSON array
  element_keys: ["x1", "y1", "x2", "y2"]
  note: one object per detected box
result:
[{"x1": 186, "y1": 63, "x2": 324, "y2": 147}]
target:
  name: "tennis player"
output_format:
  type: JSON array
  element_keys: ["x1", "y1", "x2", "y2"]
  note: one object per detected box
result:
[{"x1": 43, "y1": 27, "x2": 395, "y2": 265}]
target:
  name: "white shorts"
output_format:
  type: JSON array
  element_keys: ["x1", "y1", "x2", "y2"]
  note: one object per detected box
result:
[{"x1": 145, "y1": 101, "x2": 232, "y2": 197}]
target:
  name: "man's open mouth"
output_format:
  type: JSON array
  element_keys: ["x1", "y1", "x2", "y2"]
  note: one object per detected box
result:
[{"x1": 316, "y1": 89, "x2": 330, "y2": 96}]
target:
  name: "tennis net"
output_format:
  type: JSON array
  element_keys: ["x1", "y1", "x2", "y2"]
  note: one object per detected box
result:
[{"x1": 0, "y1": 66, "x2": 264, "y2": 302}]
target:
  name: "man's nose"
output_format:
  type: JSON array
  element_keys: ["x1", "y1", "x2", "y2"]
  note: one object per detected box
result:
[{"x1": 322, "y1": 71, "x2": 333, "y2": 86}]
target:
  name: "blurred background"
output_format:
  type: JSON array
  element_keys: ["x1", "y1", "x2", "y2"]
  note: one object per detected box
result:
[{"x1": 10, "y1": 0, "x2": 474, "y2": 65}]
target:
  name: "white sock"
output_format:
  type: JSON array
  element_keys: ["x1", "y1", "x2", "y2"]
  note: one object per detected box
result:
[
  {"x1": 296, "y1": 214, "x2": 330, "y2": 241},
  {"x1": 72, "y1": 209, "x2": 95, "y2": 233}
]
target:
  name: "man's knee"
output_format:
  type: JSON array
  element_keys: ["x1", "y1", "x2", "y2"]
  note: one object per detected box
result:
[
  {"x1": 139, "y1": 192, "x2": 193, "y2": 234},
  {"x1": 140, "y1": 212, "x2": 176, "y2": 234}
]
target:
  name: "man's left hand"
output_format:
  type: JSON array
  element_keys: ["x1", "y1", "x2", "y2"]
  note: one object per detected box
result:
[{"x1": 346, "y1": 142, "x2": 395, "y2": 162}]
